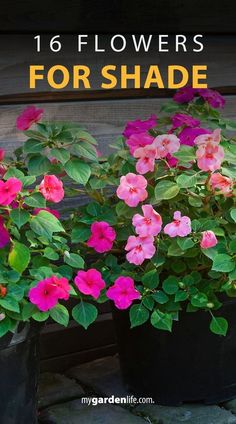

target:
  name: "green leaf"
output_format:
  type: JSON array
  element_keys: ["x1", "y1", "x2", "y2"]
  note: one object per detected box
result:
[
  {"x1": 64, "y1": 252, "x2": 84, "y2": 268},
  {"x1": 142, "y1": 269, "x2": 159, "y2": 289},
  {"x1": 0, "y1": 297, "x2": 20, "y2": 313},
  {"x1": 50, "y1": 304, "x2": 69, "y2": 327},
  {"x1": 32, "y1": 311, "x2": 50, "y2": 321},
  {"x1": 177, "y1": 237, "x2": 195, "y2": 251},
  {"x1": 210, "y1": 316, "x2": 228, "y2": 336},
  {"x1": 30, "y1": 211, "x2": 64, "y2": 240},
  {"x1": 24, "y1": 193, "x2": 46, "y2": 208},
  {"x1": 43, "y1": 247, "x2": 59, "y2": 261},
  {"x1": 72, "y1": 302, "x2": 98, "y2": 329},
  {"x1": 191, "y1": 292, "x2": 208, "y2": 308},
  {"x1": 28, "y1": 155, "x2": 51, "y2": 176},
  {"x1": 212, "y1": 254, "x2": 235, "y2": 273},
  {"x1": 21, "y1": 176, "x2": 36, "y2": 187},
  {"x1": 0, "y1": 316, "x2": 12, "y2": 337},
  {"x1": 4, "y1": 167, "x2": 25, "y2": 180},
  {"x1": 50, "y1": 148, "x2": 70, "y2": 164},
  {"x1": 173, "y1": 145, "x2": 196, "y2": 162},
  {"x1": 71, "y1": 225, "x2": 90, "y2": 243},
  {"x1": 175, "y1": 291, "x2": 188, "y2": 302},
  {"x1": 64, "y1": 159, "x2": 91, "y2": 185},
  {"x1": 230, "y1": 209, "x2": 236, "y2": 223},
  {"x1": 71, "y1": 142, "x2": 98, "y2": 161},
  {"x1": 75, "y1": 129, "x2": 97, "y2": 145},
  {"x1": 22, "y1": 303, "x2": 37, "y2": 320},
  {"x1": 10, "y1": 209, "x2": 30, "y2": 229},
  {"x1": 154, "y1": 180, "x2": 180, "y2": 201},
  {"x1": 152, "y1": 291, "x2": 169, "y2": 304},
  {"x1": 163, "y1": 276, "x2": 179, "y2": 294},
  {"x1": 176, "y1": 174, "x2": 198, "y2": 188},
  {"x1": 23, "y1": 138, "x2": 44, "y2": 154},
  {"x1": 129, "y1": 304, "x2": 149, "y2": 328},
  {"x1": 142, "y1": 296, "x2": 155, "y2": 311},
  {"x1": 151, "y1": 310, "x2": 172, "y2": 332},
  {"x1": 9, "y1": 241, "x2": 30, "y2": 274}
]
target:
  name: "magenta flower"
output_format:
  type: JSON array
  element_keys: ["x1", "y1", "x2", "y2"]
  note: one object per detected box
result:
[
  {"x1": 16, "y1": 106, "x2": 44, "y2": 131},
  {"x1": 173, "y1": 87, "x2": 195, "y2": 104},
  {"x1": 74, "y1": 269, "x2": 106, "y2": 299},
  {"x1": 125, "y1": 235, "x2": 156, "y2": 265},
  {"x1": 166, "y1": 154, "x2": 178, "y2": 168},
  {"x1": 134, "y1": 144, "x2": 157, "y2": 174},
  {"x1": 116, "y1": 173, "x2": 148, "y2": 208},
  {"x1": 132, "y1": 205, "x2": 162, "y2": 237},
  {"x1": 106, "y1": 276, "x2": 140, "y2": 310},
  {"x1": 198, "y1": 89, "x2": 225, "y2": 109},
  {"x1": 0, "y1": 178, "x2": 22, "y2": 206},
  {"x1": 0, "y1": 217, "x2": 10, "y2": 248},
  {"x1": 179, "y1": 127, "x2": 211, "y2": 147},
  {"x1": 39, "y1": 175, "x2": 64, "y2": 203},
  {"x1": 126, "y1": 132, "x2": 154, "y2": 155},
  {"x1": 0, "y1": 150, "x2": 5, "y2": 162},
  {"x1": 123, "y1": 115, "x2": 157, "y2": 138},
  {"x1": 87, "y1": 221, "x2": 116, "y2": 253},
  {"x1": 29, "y1": 276, "x2": 70, "y2": 312},
  {"x1": 33, "y1": 207, "x2": 60, "y2": 219},
  {"x1": 164, "y1": 211, "x2": 191, "y2": 238},
  {"x1": 171, "y1": 113, "x2": 200, "y2": 129},
  {"x1": 200, "y1": 231, "x2": 218, "y2": 249},
  {"x1": 209, "y1": 173, "x2": 233, "y2": 197},
  {"x1": 153, "y1": 134, "x2": 180, "y2": 159}
]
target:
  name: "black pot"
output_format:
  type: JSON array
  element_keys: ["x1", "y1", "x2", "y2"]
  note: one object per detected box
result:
[
  {"x1": 112, "y1": 298, "x2": 236, "y2": 406},
  {"x1": 0, "y1": 321, "x2": 41, "y2": 424}
]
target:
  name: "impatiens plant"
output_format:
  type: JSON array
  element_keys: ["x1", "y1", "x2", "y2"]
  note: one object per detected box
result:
[{"x1": 0, "y1": 87, "x2": 235, "y2": 339}]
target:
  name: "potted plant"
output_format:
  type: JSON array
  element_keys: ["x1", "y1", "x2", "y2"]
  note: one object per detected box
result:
[{"x1": 63, "y1": 87, "x2": 236, "y2": 405}]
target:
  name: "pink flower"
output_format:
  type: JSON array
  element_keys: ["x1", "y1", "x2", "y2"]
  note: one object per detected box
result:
[
  {"x1": 29, "y1": 276, "x2": 70, "y2": 312},
  {"x1": 16, "y1": 106, "x2": 44, "y2": 131},
  {"x1": 179, "y1": 127, "x2": 211, "y2": 147},
  {"x1": 134, "y1": 144, "x2": 157, "y2": 174},
  {"x1": 106, "y1": 276, "x2": 140, "y2": 310},
  {"x1": 39, "y1": 175, "x2": 64, "y2": 203},
  {"x1": 0, "y1": 178, "x2": 22, "y2": 206},
  {"x1": 164, "y1": 211, "x2": 191, "y2": 238},
  {"x1": 209, "y1": 173, "x2": 233, "y2": 197},
  {"x1": 123, "y1": 115, "x2": 157, "y2": 138},
  {"x1": 195, "y1": 131, "x2": 224, "y2": 172},
  {"x1": 0, "y1": 150, "x2": 5, "y2": 162},
  {"x1": 0, "y1": 217, "x2": 10, "y2": 248},
  {"x1": 75, "y1": 269, "x2": 106, "y2": 299},
  {"x1": 125, "y1": 235, "x2": 156, "y2": 265},
  {"x1": 0, "y1": 165, "x2": 6, "y2": 179},
  {"x1": 171, "y1": 113, "x2": 200, "y2": 129},
  {"x1": 132, "y1": 205, "x2": 162, "y2": 237},
  {"x1": 116, "y1": 173, "x2": 148, "y2": 207},
  {"x1": 173, "y1": 87, "x2": 196, "y2": 103},
  {"x1": 198, "y1": 89, "x2": 225, "y2": 109},
  {"x1": 33, "y1": 207, "x2": 60, "y2": 219},
  {"x1": 153, "y1": 134, "x2": 180, "y2": 159},
  {"x1": 87, "y1": 221, "x2": 116, "y2": 253},
  {"x1": 200, "y1": 231, "x2": 218, "y2": 249},
  {"x1": 126, "y1": 132, "x2": 154, "y2": 155}
]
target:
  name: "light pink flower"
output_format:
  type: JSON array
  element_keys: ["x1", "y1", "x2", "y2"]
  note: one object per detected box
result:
[
  {"x1": 125, "y1": 235, "x2": 156, "y2": 265},
  {"x1": 179, "y1": 127, "x2": 211, "y2": 147},
  {"x1": 196, "y1": 142, "x2": 224, "y2": 172},
  {"x1": 75, "y1": 269, "x2": 106, "y2": 299},
  {"x1": 200, "y1": 231, "x2": 218, "y2": 249},
  {"x1": 33, "y1": 207, "x2": 60, "y2": 219},
  {"x1": 123, "y1": 115, "x2": 157, "y2": 138},
  {"x1": 153, "y1": 134, "x2": 180, "y2": 159},
  {"x1": 0, "y1": 178, "x2": 22, "y2": 206},
  {"x1": 0, "y1": 216, "x2": 10, "y2": 248},
  {"x1": 126, "y1": 132, "x2": 154, "y2": 155},
  {"x1": 116, "y1": 173, "x2": 148, "y2": 207},
  {"x1": 134, "y1": 144, "x2": 157, "y2": 174},
  {"x1": 194, "y1": 129, "x2": 221, "y2": 146},
  {"x1": 209, "y1": 173, "x2": 233, "y2": 197},
  {"x1": 87, "y1": 221, "x2": 116, "y2": 253},
  {"x1": 171, "y1": 113, "x2": 200, "y2": 129},
  {"x1": 0, "y1": 150, "x2": 5, "y2": 162},
  {"x1": 39, "y1": 175, "x2": 64, "y2": 203},
  {"x1": 16, "y1": 106, "x2": 44, "y2": 131},
  {"x1": 106, "y1": 276, "x2": 140, "y2": 310},
  {"x1": 132, "y1": 205, "x2": 162, "y2": 237},
  {"x1": 164, "y1": 211, "x2": 191, "y2": 238},
  {"x1": 29, "y1": 276, "x2": 70, "y2": 312}
]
